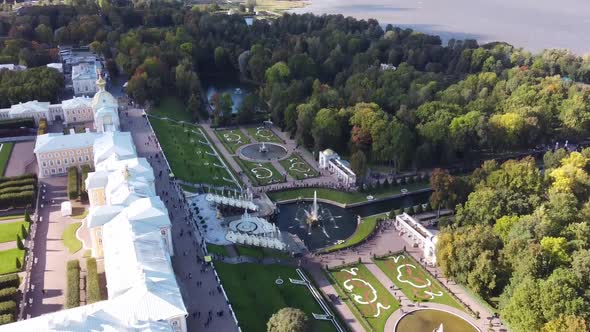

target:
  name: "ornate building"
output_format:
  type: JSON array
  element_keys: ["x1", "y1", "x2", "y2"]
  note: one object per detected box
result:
[{"x1": 12, "y1": 73, "x2": 188, "y2": 332}]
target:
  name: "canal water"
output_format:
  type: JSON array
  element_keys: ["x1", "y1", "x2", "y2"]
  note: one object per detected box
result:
[{"x1": 275, "y1": 190, "x2": 431, "y2": 250}]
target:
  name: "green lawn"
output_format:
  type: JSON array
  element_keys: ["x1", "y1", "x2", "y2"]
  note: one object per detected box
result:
[
  {"x1": 321, "y1": 213, "x2": 387, "y2": 253},
  {"x1": 62, "y1": 222, "x2": 82, "y2": 254},
  {"x1": 150, "y1": 117, "x2": 238, "y2": 188},
  {"x1": 0, "y1": 248, "x2": 25, "y2": 275},
  {"x1": 0, "y1": 221, "x2": 29, "y2": 243},
  {"x1": 329, "y1": 263, "x2": 399, "y2": 331},
  {"x1": 278, "y1": 154, "x2": 319, "y2": 180},
  {"x1": 373, "y1": 254, "x2": 464, "y2": 311},
  {"x1": 245, "y1": 127, "x2": 282, "y2": 143},
  {"x1": 207, "y1": 243, "x2": 229, "y2": 257},
  {"x1": 149, "y1": 96, "x2": 193, "y2": 122},
  {"x1": 0, "y1": 142, "x2": 13, "y2": 176},
  {"x1": 268, "y1": 181, "x2": 430, "y2": 204},
  {"x1": 215, "y1": 129, "x2": 251, "y2": 154},
  {"x1": 215, "y1": 263, "x2": 335, "y2": 332},
  {"x1": 234, "y1": 157, "x2": 285, "y2": 186},
  {"x1": 235, "y1": 245, "x2": 290, "y2": 260}
]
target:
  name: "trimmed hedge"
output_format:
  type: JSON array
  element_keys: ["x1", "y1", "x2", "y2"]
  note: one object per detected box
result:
[
  {"x1": 0, "y1": 185, "x2": 35, "y2": 196},
  {"x1": 80, "y1": 165, "x2": 91, "y2": 201},
  {"x1": 0, "y1": 288, "x2": 16, "y2": 302},
  {"x1": 0, "y1": 191, "x2": 35, "y2": 209},
  {"x1": 67, "y1": 167, "x2": 79, "y2": 200},
  {"x1": 0, "y1": 274, "x2": 19, "y2": 289},
  {"x1": 0, "y1": 118, "x2": 34, "y2": 130},
  {"x1": 86, "y1": 257, "x2": 101, "y2": 303},
  {"x1": 65, "y1": 260, "x2": 80, "y2": 309},
  {"x1": 0, "y1": 178, "x2": 36, "y2": 190},
  {"x1": 0, "y1": 174, "x2": 36, "y2": 184},
  {"x1": 0, "y1": 301, "x2": 15, "y2": 314},
  {"x1": 0, "y1": 313, "x2": 13, "y2": 325}
]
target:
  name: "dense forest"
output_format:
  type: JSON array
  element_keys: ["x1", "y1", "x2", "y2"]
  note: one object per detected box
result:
[
  {"x1": 1, "y1": 1, "x2": 590, "y2": 173},
  {"x1": 432, "y1": 149, "x2": 590, "y2": 332}
]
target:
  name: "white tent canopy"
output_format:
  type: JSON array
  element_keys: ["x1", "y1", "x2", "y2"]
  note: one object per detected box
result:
[{"x1": 61, "y1": 201, "x2": 72, "y2": 217}]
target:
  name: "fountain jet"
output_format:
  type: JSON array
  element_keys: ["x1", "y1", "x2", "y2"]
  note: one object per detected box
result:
[{"x1": 305, "y1": 191, "x2": 320, "y2": 226}]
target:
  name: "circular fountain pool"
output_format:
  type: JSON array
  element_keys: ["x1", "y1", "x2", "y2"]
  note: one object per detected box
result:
[
  {"x1": 275, "y1": 200, "x2": 357, "y2": 250},
  {"x1": 239, "y1": 143, "x2": 288, "y2": 162}
]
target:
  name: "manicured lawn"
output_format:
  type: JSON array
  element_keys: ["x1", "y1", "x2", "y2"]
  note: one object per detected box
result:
[
  {"x1": 235, "y1": 245, "x2": 290, "y2": 260},
  {"x1": 215, "y1": 263, "x2": 335, "y2": 332},
  {"x1": 0, "y1": 143, "x2": 13, "y2": 176},
  {"x1": 0, "y1": 221, "x2": 29, "y2": 243},
  {"x1": 206, "y1": 243, "x2": 229, "y2": 257},
  {"x1": 234, "y1": 157, "x2": 285, "y2": 186},
  {"x1": 62, "y1": 222, "x2": 82, "y2": 254},
  {"x1": 268, "y1": 182, "x2": 430, "y2": 204},
  {"x1": 245, "y1": 127, "x2": 282, "y2": 143},
  {"x1": 0, "y1": 248, "x2": 25, "y2": 275},
  {"x1": 278, "y1": 154, "x2": 319, "y2": 180},
  {"x1": 329, "y1": 263, "x2": 399, "y2": 331},
  {"x1": 215, "y1": 129, "x2": 251, "y2": 154},
  {"x1": 149, "y1": 96, "x2": 193, "y2": 122},
  {"x1": 322, "y1": 213, "x2": 387, "y2": 253},
  {"x1": 150, "y1": 117, "x2": 239, "y2": 188},
  {"x1": 373, "y1": 253, "x2": 465, "y2": 311}
]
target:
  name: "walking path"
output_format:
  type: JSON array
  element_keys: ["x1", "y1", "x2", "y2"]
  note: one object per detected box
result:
[{"x1": 122, "y1": 108, "x2": 239, "y2": 332}]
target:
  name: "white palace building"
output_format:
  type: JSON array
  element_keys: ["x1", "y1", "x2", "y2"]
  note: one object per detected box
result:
[
  {"x1": 318, "y1": 149, "x2": 357, "y2": 186},
  {"x1": 0, "y1": 76, "x2": 187, "y2": 331}
]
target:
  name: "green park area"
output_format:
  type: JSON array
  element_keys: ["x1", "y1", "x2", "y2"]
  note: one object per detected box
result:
[
  {"x1": 150, "y1": 117, "x2": 239, "y2": 188},
  {"x1": 373, "y1": 253, "x2": 464, "y2": 311},
  {"x1": 0, "y1": 143, "x2": 13, "y2": 176},
  {"x1": 235, "y1": 245, "x2": 290, "y2": 260},
  {"x1": 278, "y1": 154, "x2": 319, "y2": 180},
  {"x1": 322, "y1": 213, "x2": 387, "y2": 253},
  {"x1": 206, "y1": 243, "x2": 229, "y2": 257},
  {"x1": 268, "y1": 181, "x2": 430, "y2": 204},
  {"x1": 0, "y1": 248, "x2": 25, "y2": 275},
  {"x1": 0, "y1": 220, "x2": 29, "y2": 243},
  {"x1": 62, "y1": 222, "x2": 82, "y2": 254},
  {"x1": 215, "y1": 129, "x2": 251, "y2": 154},
  {"x1": 246, "y1": 126, "x2": 282, "y2": 143},
  {"x1": 215, "y1": 262, "x2": 335, "y2": 332},
  {"x1": 149, "y1": 96, "x2": 193, "y2": 122},
  {"x1": 328, "y1": 263, "x2": 399, "y2": 331},
  {"x1": 234, "y1": 157, "x2": 285, "y2": 186}
]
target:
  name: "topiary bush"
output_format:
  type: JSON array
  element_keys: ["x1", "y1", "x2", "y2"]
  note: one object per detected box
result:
[
  {"x1": 0, "y1": 301, "x2": 16, "y2": 314},
  {"x1": 0, "y1": 313, "x2": 13, "y2": 325},
  {"x1": 65, "y1": 260, "x2": 80, "y2": 309},
  {"x1": 67, "y1": 167, "x2": 79, "y2": 200},
  {"x1": 0, "y1": 274, "x2": 19, "y2": 289},
  {"x1": 0, "y1": 288, "x2": 17, "y2": 302},
  {"x1": 86, "y1": 257, "x2": 101, "y2": 303}
]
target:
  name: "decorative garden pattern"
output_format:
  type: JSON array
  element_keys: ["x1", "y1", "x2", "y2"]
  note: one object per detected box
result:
[
  {"x1": 246, "y1": 127, "x2": 282, "y2": 143},
  {"x1": 215, "y1": 129, "x2": 251, "y2": 154},
  {"x1": 330, "y1": 264, "x2": 399, "y2": 331},
  {"x1": 279, "y1": 154, "x2": 319, "y2": 180},
  {"x1": 373, "y1": 254, "x2": 465, "y2": 310}
]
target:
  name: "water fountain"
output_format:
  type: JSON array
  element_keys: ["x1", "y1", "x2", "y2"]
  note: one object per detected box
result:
[
  {"x1": 304, "y1": 191, "x2": 320, "y2": 226},
  {"x1": 259, "y1": 142, "x2": 268, "y2": 153}
]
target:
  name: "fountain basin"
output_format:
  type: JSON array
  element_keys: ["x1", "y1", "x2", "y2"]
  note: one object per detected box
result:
[
  {"x1": 239, "y1": 142, "x2": 288, "y2": 162},
  {"x1": 395, "y1": 309, "x2": 480, "y2": 332}
]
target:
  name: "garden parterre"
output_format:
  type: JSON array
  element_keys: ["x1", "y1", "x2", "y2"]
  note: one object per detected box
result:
[
  {"x1": 234, "y1": 157, "x2": 285, "y2": 186},
  {"x1": 150, "y1": 117, "x2": 238, "y2": 188},
  {"x1": 278, "y1": 154, "x2": 319, "y2": 180},
  {"x1": 329, "y1": 263, "x2": 399, "y2": 331},
  {"x1": 215, "y1": 129, "x2": 251, "y2": 154},
  {"x1": 245, "y1": 127, "x2": 282, "y2": 144},
  {"x1": 373, "y1": 253, "x2": 464, "y2": 311}
]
